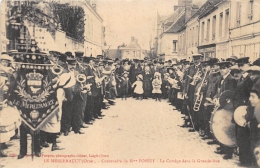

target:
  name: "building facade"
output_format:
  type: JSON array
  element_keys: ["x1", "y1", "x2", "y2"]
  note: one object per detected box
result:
[
  {"x1": 229, "y1": 0, "x2": 260, "y2": 60},
  {"x1": 120, "y1": 37, "x2": 142, "y2": 60},
  {"x1": 0, "y1": 0, "x2": 104, "y2": 57},
  {"x1": 83, "y1": 0, "x2": 104, "y2": 57},
  {"x1": 197, "y1": 0, "x2": 230, "y2": 60}
]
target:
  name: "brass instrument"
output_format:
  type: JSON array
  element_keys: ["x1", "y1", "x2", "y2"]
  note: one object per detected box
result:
[
  {"x1": 51, "y1": 64, "x2": 63, "y2": 76},
  {"x1": 95, "y1": 75, "x2": 108, "y2": 88},
  {"x1": 190, "y1": 69, "x2": 202, "y2": 85},
  {"x1": 193, "y1": 68, "x2": 209, "y2": 112},
  {"x1": 76, "y1": 74, "x2": 92, "y2": 92}
]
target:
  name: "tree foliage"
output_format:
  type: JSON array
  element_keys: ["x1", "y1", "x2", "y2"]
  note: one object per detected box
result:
[{"x1": 46, "y1": 1, "x2": 84, "y2": 42}]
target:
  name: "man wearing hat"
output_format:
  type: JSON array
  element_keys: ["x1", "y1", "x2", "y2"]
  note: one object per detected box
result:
[
  {"x1": 85, "y1": 57, "x2": 103, "y2": 120},
  {"x1": 226, "y1": 55, "x2": 238, "y2": 66},
  {"x1": 201, "y1": 58, "x2": 220, "y2": 140},
  {"x1": 181, "y1": 54, "x2": 203, "y2": 131},
  {"x1": 232, "y1": 57, "x2": 254, "y2": 166},
  {"x1": 213, "y1": 61, "x2": 237, "y2": 159},
  {"x1": 59, "y1": 58, "x2": 79, "y2": 135}
]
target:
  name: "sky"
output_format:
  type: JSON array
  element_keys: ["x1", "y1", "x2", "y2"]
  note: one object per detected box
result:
[{"x1": 96, "y1": 0, "x2": 206, "y2": 50}]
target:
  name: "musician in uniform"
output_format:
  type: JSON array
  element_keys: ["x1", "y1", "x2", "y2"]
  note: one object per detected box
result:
[
  {"x1": 232, "y1": 57, "x2": 254, "y2": 166},
  {"x1": 194, "y1": 60, "x2": 210, "y2": 136},
  {"x1": 185, "y1": 54, "x2": 203, "y2": 132},
  {"x1": 201, "y1": 58, "x2": 220, "y2": 140},
  {"x1": 85, "y1": 57, "x2": 103, "y2": 119},
  {"x1": 214, "y1": 61, "x2": 237, "y2": 159},
  {"x1": 83, "y1": 57, "x2": 95, "y2": 124}
]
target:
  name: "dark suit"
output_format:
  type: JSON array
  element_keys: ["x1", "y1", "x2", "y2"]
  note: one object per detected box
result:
[
  {"x1": 216, "y1": 73, "x2": 237, "y2": 157},
  {"x1": 85, "y1": 65, "x2": 102, "y2": 118},
  {"x1": 233, "y1": 74, "x2": 253, "y2": 164}
]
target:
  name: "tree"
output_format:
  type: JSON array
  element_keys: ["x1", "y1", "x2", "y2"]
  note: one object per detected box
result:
[{"x1": 45, "y1": 1, "x2": 84, "y2": 42}]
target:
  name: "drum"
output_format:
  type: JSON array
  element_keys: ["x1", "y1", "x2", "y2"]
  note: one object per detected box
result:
[
  {"x1": 210, "y1": 106, "x2": 237, "y2": 147},
  {"x1": 234, "y1": 106, "x2": 247, "y2": 127}
]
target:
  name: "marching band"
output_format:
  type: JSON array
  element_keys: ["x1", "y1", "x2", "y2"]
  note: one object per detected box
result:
[{"x1": 1, "y1": 50, "x2": 260, "y2": 167}]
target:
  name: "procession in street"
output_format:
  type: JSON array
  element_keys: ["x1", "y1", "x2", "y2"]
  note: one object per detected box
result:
[{"x1": 1, "y1": 0, "x2": 260, "y2": 168}]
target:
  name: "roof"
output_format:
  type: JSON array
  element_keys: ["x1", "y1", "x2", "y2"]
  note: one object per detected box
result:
[
  {"x1": 121, "y1": 39, "x2": 142, "y2": 50},
  {"x1": 198, "y1": 0, "x2": 224, "y2": 19},
  {"x1": 164, "y1": 13, "x2": 185, "y2": 33}
]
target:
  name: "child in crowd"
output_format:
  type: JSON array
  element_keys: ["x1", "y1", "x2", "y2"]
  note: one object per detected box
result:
[
  {"x1": 120, "y1": 71, "x2": 131, "y2": 100},
  {"x1": 132, "y1": 74, "x2": 143, "y2": 100},
  {"x1": 152, "y1": 72, "x2": 162, "y2": 101}
]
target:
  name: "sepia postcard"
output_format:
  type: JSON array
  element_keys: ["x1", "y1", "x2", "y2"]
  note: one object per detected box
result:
[{"x1": 1, "y1": 0, "x2": 260, "y2": 168}]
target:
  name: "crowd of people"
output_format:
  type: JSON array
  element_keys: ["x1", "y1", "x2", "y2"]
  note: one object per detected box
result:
[{"x1": 1, "y1": 50, "x2": 260, "y2": 167}]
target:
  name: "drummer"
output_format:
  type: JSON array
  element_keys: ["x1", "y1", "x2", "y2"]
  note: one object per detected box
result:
[
  {"x1": 213, "y1": 61, "x2": 237, "y2": 160},
  {"x1": 233, "y1": 57, "x2": 254, "y2": 166}
]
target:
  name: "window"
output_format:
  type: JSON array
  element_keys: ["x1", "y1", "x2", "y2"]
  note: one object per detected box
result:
[
  {"x1": 189, "y1": 29, "x2": 192, "y2": 46},
  {"x1": 182, "y1": 33, "x2": 185, "y2": 51},
  {"x1": 195, "y1": 25, "x2": 198, "y2": 45},
  {"x1": 248, "y1": 0, "x2": 254, "y2": 20},
  {"x1": 179, "y1": 35, "x2": 182, "y2": 51},
  {"x1": 236, "y1": 1, "x2": 241, "y2": 26},
  {"x1": 219, "y1": 13, "x2": 223, "y2": 37},
  {"x1": 201, "y1": 22, "x2": 205, "y2": 43},
  {"x1": 173, "y1": 40, "x2": 177, "y2": 52},
  {"x1": 225, "y1": 9, "x2": 229, "y2": 36},
  {"x1": 212, "y1": 16, "x2": 216, "y2": 40},
  {"x1": 206, "y1": 19, "x2": 210, "y2": 41}
]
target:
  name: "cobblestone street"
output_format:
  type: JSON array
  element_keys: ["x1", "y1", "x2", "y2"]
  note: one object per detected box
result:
[{"x1": 0, "y1": 98, "x2": 242, "y2": 168}]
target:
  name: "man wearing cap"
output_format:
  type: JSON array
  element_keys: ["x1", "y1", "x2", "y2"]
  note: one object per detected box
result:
[
  {"x1": 226, "y1": 55, "x2": 238, "y2": 66},
  {"x1": 59, "y1": 58, "x2": 80, "y2": 135},
  {"x1": 192, "y1": 60, "x2": 210, "y2": 135},
  {"x1": 232, "y1": 57, "x2": 254, "y2": 166},
  {"x1": 213, "y1": 61, "x2": 237, "y2": 159},
  {"x1": 181, "y1": 54, "x2": 203, "y2": 131},
  {"x1": 85, "y1": 57, "x2": 103, "y2": 119},
  {"x1": 201, "y1": 58, "x2": 220, "y2": 140}
]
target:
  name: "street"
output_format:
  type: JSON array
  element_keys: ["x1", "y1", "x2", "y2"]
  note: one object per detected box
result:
[{"x1": 0, "y1": 98, "x2": 241, "y2": 168}]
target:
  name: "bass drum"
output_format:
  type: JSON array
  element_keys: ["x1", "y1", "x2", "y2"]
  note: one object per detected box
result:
[{"x1": 210, "y1": 106, "x2": 237, "y2": 147}]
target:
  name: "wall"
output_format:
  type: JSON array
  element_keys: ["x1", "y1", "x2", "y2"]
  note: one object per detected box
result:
[
  {"x1": 159, "y1": 33, "x2": 178, "y2": 61},
  {"x1": 121, "y1": 49, "x2": 142, "y2": 60},
  {"x1": 198, "y1": 1, "x2": 230, "y2": 59},
  {"x1": 229, "y1": 0, "x2": 260, "y2": 60},
  {"x1": 25, "y1": 21, "x2": 84, "y2": 53},
  {"x1": 83, "y1": 2, "x2": 103, "y2": 57},
  {"x1": 186, "y1": 16, "x2": 199, "y2": 60}
]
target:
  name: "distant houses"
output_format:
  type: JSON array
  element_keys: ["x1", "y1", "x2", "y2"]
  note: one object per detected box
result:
[
  {"x1": 107, "y1": 37, "x2": 143, "y2": 60},
  {"x1": 153, "y1": 0, "x2": 260, "y2": 61}
]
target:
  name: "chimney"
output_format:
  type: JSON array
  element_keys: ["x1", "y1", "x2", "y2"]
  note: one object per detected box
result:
[
  {"x1": 131, "y1": 37, "x2": 135, "y2": 41},
  {"x1": 184, "y1": 0, "x2": 192, "y2": 22}
]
